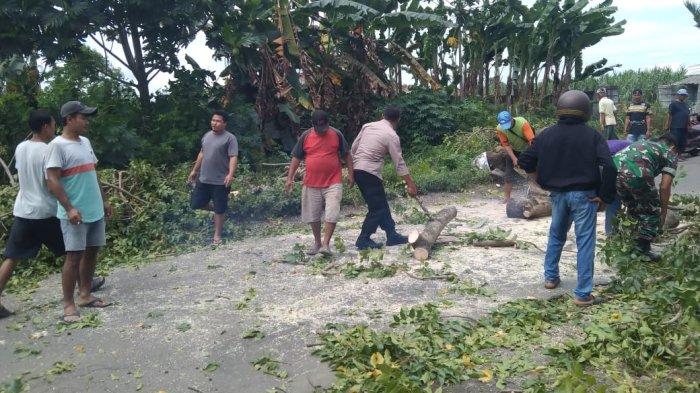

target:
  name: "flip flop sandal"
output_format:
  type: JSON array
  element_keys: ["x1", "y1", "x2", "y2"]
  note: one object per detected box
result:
[
  {"x1": 78, "y1": 298, "x2": 112, "y2": 308},
  {"x1": 91, "y1": 276, "x2": 106, "y2": 292},
  {"x1": 60, "y1": 312, "x2": 82, "y2": 323}
]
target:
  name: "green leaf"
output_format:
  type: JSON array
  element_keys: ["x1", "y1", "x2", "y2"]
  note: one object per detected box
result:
[
  {"x1": 176, "y1": 322, "x2": 192, "y2": 332},
  {"x1": 203, "y1": 362, "x2": 219, "y2": 372}
]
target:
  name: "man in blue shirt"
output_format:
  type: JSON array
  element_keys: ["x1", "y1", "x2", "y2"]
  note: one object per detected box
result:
[{"x1": 665, "y1": 88, "x2": 691, "y2": 155}]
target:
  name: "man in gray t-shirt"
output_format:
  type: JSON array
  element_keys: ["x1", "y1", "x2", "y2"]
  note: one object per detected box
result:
[{"x1": 188, "y1": 110, "x2": 239, "y2": 245}]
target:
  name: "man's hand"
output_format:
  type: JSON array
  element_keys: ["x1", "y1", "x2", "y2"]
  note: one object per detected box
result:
[
  {"x1": 284, "y1": 178, "x2": 294, "y2": 194},
  {"x1": 187, "y1": 171, "x2": 198, "y2": 185},
  {"x1": 511, "y1": 156, "x2": 519, "y2": 167},
  {"x1": 347, "y1": 175, "x2": 355, "y2": 189},
  {"x1": 645, "y1": 132, "x2": 652, "y2": 139},
  {"x1": 224, "y1": 174, "x2": 234, "y2": 188},
  {"x1": 103, "y1": 202, "x2": 112, "y2": 219},
  {"x1": 589, "y1": 196, "x2": 605, "y2": 210},
  {"x1": 406, "y1": 182, "x2": 418, "y2": 197},
  {"x1": 68, "y1": 207, "x2": 83, "y2": 225}
]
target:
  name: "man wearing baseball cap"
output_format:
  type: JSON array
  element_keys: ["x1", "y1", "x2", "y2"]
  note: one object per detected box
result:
[
  {"x1": 495, "y1": 110, "x2": 536, "y2": 203},
  {"x1": 664, "y1": 88, "x2": 691, "y2": 155},
  {"x1": 46, "y1": 100, "x2": 112, "y2": 322}
]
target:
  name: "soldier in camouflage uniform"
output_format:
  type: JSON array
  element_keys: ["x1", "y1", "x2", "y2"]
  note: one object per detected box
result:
[{"x1": 613, "y1": 134, "x2": 678, "y2": 260}]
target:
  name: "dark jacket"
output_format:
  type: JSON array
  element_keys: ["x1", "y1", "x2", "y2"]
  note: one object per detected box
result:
[{"x1": 518, "y1": 118, "x2": 617, "y2": 203}]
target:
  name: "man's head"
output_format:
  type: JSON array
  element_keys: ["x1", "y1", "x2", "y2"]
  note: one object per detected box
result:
[
  {"x1": 677, "y1": 88, "x2": 688, "y2": 102},
  {"x1": 596, "y1": 87, "x2": 607, "y2": 98},
  {"x1": 632, "y1": 88, "x2": 643, "y2": 104},
  {"x1": 28, "y1": 109, "x2": 56, "y2": 141},
  {"x1": 211, "y1": 110, "x2": 229, "y2": 133},
  {"x1": 383, "y1": 105, "x2": 401, "y2": 129},
  {"x1": 555, "y1": 90, "x2": 591, "y2": 121},
  {"x1": 312, "y1": 109, "x2": 330, "y2": 133},
  {"x1": 60, "y1": 101, "x2": 97, "y2": 134},
  {"x1": 657, "y1": 133, "x2": 678, "y2": 152},
  {"x1": 497, "y1": 111, "x2": 513, "y2": 130}
]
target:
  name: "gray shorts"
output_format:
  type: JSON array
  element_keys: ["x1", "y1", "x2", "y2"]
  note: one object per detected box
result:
[
  {"x1": 301, "y1": 184, "x2": 342, "y2": 223},
  {"x1": 60, "y1": 219, "x2": 106, "y2": 252}
]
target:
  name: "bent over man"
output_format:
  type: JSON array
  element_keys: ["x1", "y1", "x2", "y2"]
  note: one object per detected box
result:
[
  {"x1": 614, "y1": 134, "x2": 678, "y2": 261},
  {"x1": 351, "y1": 105, "x2": 418, "y2": 250},
  {"x1": 495, "y1": 110, "x2": 535, "y2": 203}
]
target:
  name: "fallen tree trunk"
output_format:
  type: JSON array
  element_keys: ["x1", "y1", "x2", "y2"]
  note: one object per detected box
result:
[
  {"x1": 472, "y1": 240, "x2": 516, "y2": 247},
  {"x1": 408, "y1": 206, "x2": 457, "y2": 261}
]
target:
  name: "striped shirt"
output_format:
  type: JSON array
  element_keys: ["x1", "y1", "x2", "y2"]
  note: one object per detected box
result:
[{"x1": 45, "y1": 135, "x2": 104, "y2": 222}]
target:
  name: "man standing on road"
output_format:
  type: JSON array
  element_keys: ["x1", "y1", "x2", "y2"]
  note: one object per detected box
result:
[
  {"x1": 664, "y1": 89, "x2": 691, "y2": 156},
  {"x1": 624, "y1": 88, "x2": 652, "y2": 143},
  {"x1": 285, "y1": 110, "x2": 353, "y2": 256},
  {"x1": 351, "y1": 105, "x2": 418, "y2": 250},
  {"x1": 495, "y1": 110, "x2": 536, "y2": 203},
  {"x1": 519, "y1": 90, "x2": 617, "y2": 307},
  {"x1": 597, "y1": 87, "x2": 618, "y2": 140},
  {"x1": 46, "y1": 101, "x2": 112, "y2": 322},
  {"x1": 0, "y1": 110, "x2": 66, "y2": 318},
  {"x1": 614, "y1": 134, "x2": 678, "y2": 261},
  {"x1": 188, "y1": 110, "x2": 239, "y2": 245}
]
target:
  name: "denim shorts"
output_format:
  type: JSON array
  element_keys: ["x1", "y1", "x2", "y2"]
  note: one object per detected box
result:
[{"x1": 60, "y1": 218, "x2": 106, "y2": 252}]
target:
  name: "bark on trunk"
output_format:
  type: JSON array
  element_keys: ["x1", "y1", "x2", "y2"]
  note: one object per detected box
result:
[{"x1": 408, "y1": 206, "x2": 458, "y2": 261}]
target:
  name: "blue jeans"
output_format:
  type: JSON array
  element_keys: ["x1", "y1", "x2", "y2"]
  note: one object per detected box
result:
[
  {"x1": 544, "y1": 190, "x2": 598, "y2": 299},
  {"x1": 605, "y1": 195, "x2": 622, "y2": 236},
  {"x1": 626, "y1": 133, "x2": 645, "y2": 143}
]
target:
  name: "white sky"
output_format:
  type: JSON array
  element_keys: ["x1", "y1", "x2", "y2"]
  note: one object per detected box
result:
[{"x1": 86, "y1": 0, "x2": 699, "y2": 92}]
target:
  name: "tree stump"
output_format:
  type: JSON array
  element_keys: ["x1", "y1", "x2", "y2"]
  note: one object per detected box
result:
[{"x1": 408, "y1": 206, "x2": 458, "y2": 261}]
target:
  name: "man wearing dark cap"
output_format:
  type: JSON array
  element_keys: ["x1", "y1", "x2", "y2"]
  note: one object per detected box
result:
[
  {"x1": 285, "y1": 110, "x2": 353, "y2": 255},
  {"x1": 519, "y1": 90, "x2": 617, "y2": 306},
  {"x1": 624, "y1": 89, "x2": 652, "y2": 143},
  {"x1": 46, "y1": 101, "x2": 112, "y2": 322},
  {"x1": 351, "y1": 105, "x2": 418, "y2": 250},
  {"x1": 614, "y1": 134, "x2": 679, "y2": 261}
]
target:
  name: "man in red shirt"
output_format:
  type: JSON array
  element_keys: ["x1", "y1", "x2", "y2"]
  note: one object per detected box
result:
[{"x1": 285, "y1": 110, "x2": 354, "y2": 255}]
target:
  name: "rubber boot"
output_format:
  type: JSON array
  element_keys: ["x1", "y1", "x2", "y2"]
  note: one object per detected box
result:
[{"x1": 636, "y1": 238, "x2": 661, "y2": 262}]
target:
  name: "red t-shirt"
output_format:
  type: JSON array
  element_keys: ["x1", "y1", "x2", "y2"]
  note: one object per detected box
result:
[{"x1": 291, "y1": 128, "x2": 347, "y2": 188}]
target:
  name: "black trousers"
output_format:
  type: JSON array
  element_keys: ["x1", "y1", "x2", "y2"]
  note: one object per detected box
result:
[{"x1": 354, "y1": 170, "x2": 397, "y2": 238}]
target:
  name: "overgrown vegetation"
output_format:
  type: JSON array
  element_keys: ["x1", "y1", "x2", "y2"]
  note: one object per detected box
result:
[{"x1": 311, "y1": 195, "x2": 700, "y2": 392}]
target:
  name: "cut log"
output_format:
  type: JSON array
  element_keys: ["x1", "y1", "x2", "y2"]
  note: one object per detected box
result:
[
  {"x1": 471, "y1": 240, "x2": 516, "y2": 247},
  {"x1": 408, "y1": 206, "x2": 458, "y2": 261},
  {"x1": 506, "y1": 198, "x2": 528, "y2": 218},
  {"x1": 523, "y1": 200, "x2": 552, "y2": 219}
]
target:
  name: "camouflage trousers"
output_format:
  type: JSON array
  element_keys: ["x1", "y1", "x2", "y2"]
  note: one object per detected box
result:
[{"x1": 616, "y1": 173, "x2": 660, "y2": 240}]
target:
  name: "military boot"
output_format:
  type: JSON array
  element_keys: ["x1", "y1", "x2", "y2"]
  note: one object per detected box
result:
[{"x1": 636, "y1": 238, "x2": 661, "y2": 262}]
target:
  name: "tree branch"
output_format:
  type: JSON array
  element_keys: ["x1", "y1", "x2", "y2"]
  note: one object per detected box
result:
[
  {"x1": 89, "y1": 33, "x2": 133, "y2": 70},
  {"x1": 146, "y1": 69, "x2": 161, "y2": 83}
]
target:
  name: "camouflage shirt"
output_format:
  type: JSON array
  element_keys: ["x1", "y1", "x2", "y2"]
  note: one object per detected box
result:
[{"x1": 614, "y1": 140, "x2": 678, "y2": 180}]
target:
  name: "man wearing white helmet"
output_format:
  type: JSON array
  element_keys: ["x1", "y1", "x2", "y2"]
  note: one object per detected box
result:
[{"x1": 664, "y1": 88, "x2": 691, "y2": 155}]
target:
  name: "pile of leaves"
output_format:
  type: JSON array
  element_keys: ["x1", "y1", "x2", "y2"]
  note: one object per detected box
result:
[{"x1": 311, "y1": 195, "x2": 700, "y2": 392}]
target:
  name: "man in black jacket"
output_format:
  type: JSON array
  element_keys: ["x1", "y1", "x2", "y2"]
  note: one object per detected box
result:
[{"x1": 519, "y1": 90, "x2": 617, "y2": 307}]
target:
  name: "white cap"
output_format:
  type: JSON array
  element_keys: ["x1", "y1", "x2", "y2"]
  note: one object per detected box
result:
[{"x1": 677, "y1": 88, "x2": 688, "y2": 96}]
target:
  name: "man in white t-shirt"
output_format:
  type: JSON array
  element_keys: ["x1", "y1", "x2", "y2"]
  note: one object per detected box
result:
[
  {"x1": 0, "y1": 110, "x2": 66, "y2": 318},
  {"x1": 46, "y1": 101, "x2": 112, "y2": 322},
  {"x1": 597, "y1": 87, "x2": 618, "y2": 140}
]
